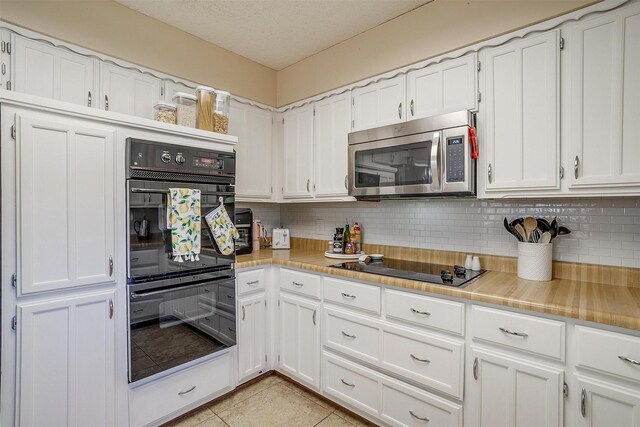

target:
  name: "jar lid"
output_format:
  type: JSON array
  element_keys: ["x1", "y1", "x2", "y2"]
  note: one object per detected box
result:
[
  {"x1": 153, "y1": 101, "x2": 176, "y2": 110},
  {"x1": 214, "y1": 89, "x2": 230, "y2": 96},
  {"x1": 195, "y1": 85, "x2": 216, "y2": 94},
  {"x1": 172, "y1": 92, "x2": 197, "y2": 101}
]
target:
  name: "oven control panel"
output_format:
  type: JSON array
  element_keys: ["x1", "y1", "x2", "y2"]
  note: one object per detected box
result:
[{"x1": 445, "y1": 135, "x2": 465, "y2": 183}]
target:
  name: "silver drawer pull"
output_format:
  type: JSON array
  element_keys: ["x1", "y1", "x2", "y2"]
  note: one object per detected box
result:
[
  {"x1": 133, "y1": 309, "x2": 144, "y2": 313},
  {"x1": 410, "y1": 354, "x2": 431, "y2": 364},
  {"x1": 341, "y1": 379, "x2": 355, "y2": 388},
  {"x1": 499, "y1": 327, "x2": 528, "y2": 337},
  {"x1": 292, "y1": 281, "x2": 304, "y2": 287},
  {"x1": 341, "y1": 292, "x2": 356, "y2": 299},
  {"x1": 247, "y1": 280, "x2": 260, "y2": 285},
  {"x1": 178, "y1": 385, "x2": 196, "y2": 396},
  {"x1": 581, "y1": 388, "x2": 587, "y2": 417},
  {"x1": 409, "y1": 410, "x2": 430, "y2": 423},
  {"x1": 618, "y1": 355, "x2": 640, "y2": 366},
  {"x1": 341, "y1": 331, "x2": 356, "y2": 339},
  {"x1": 410, "y1": 308, "x2": 431, "y2": 316}
]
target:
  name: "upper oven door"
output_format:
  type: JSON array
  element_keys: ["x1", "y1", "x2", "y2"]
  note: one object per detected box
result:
[
  {"x1": 348, "y1": 131, "x2": 441, "y2": 197},
  {"x1": 127, "y1": 179, "x2": 235, "y2": 282}
]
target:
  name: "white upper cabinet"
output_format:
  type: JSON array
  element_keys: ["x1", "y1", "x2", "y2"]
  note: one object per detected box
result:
[
  {"x1": 407, "y1": 53, "x2": 477, "y2": 120},
  {"x1": 17, "y1": 112, "x2": 116, "y2": 295},
  {"x1": 352, "y1": 75, "x2": 406, "y2": 131},
  {"x1": 12, "y1": 35, "x2": 98, "y2": 108},
  {"x1": 162, "y1": 79, "x2": 195, "y2": 102},
  {"x1": 570, "y1": 2, "x2": 640, "y2": 189},
  {"x1": 481, "y1": 29, "x2": 560, "y2": 193},
  {"x1": 282, "y1": 105, "x2": 314, "y2": 198},
  {"x1": 313, "y1": 92, "x2": 351, "y2": 197},
  {"x1": 229, "y1": 101, "x2": 274, "y2": 199},
  {"x1": 100, "y1": 62, "x2": 161, "y2": 119}
]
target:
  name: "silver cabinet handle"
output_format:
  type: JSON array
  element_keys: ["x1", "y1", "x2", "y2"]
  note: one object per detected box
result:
[
  {"x1": 313, "y1": 309, "x2": 316, "y2": 326},
  {"x1": 108, "y1": 256, "x2": 113, "y2": 277},
  {"x1": 344, "y1": 175, "x2": 348, "y2": 190},
  {"x1": 178, "y1": 385, "x2": 196, "y2": 396},
  {"x1": 341, "y1": 379, "x2": 355, "y2": 388},
  {"x1": 410, "y1": 99, "x2": 415, "y2": 117},
  {"x1": 410, "y1": 354, "x2": 431, "y2": 364},
  {"x1": 499, "y1": 327, "x2": 528, "y2": 337},
  {"x1": 341, "y1": 331, "x2": 356, "y2": 339},
  {"x1": 409, "y1": 410, "x2": 429, "y2": 423},
  {"x1": 88, "y1": 90, "x2": 92, "y2": 107},
  {"x1": 473, "y1": 357, "x2": 478, "y2": 380},
  {"x1": 488, "y1": 163, "x2": 493, "y2": 184},
  {"x1": 292, "y1": 281, "x2": 304, "y2": 287},
  {"x1": 105, "y1": 94, "x2": 109, "y2": 111},
  {"x1": 581, "y1": 388, "x2": 587, "y2": 417},
  {"x1": 1, "y1": 63, "x2": 5, "y2": 75},
  {"x1": 242, "y1": 305, "x2": 245, "y2": 321},
  {"x1": 306, "y1": 179, "x2": 310, "y2": 192},
  {"x1": 410, "y1": 308, "x2": 431, "y2": 317},
  {"x1": 618, "y1": 355, "x2": 640, "y2": 366},
  {"x1": 574, "y1": 156, "x2": 579, "y2": 179},
  {"x1": 109, "y1": 299, "x2": 114, "y2": 319},
  {"x1": 398, "y1": 102, "x2": 402, "y2": 119},
  {"x1": 246, "y1": 280, "x2": 260, "y2": 286},
  {"x1": 133, "y1": 308, "x2": 144, "y2": 313},
  {"x1": 341, "y1": 292, "x2": 356, "y2": 299}
]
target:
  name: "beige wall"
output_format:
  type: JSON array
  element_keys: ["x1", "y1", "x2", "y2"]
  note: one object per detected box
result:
[
  {"x1": 276, "y1": 0, "x2": 596, "y2": 106},
  {"x1": 0, "y1": 0, "x2": 278, "y2": 106}
]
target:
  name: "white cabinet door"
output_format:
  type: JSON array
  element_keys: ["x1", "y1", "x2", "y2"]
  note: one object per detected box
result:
[
  {"x1": 17, "y1": 289, "x2": 116, "y2": 427},
  {"x1": 238, "y1": 293, "x2": 267, "y2": 381},
  {"x1": 313, "y1": 92, "x2": 351, "y2": 197},
  {"x1": 279, "y1": 293, "x2": 321, "y2": 389},
  {"x1": 407, "y1": 53, "x2": 477, "y2": 120},
  {"x1": 282, "y1": 105, "x2": 314, "y2": 198},
  {"x1": 570, "y1": 3, "x2": 640, "y2": 188},
  {"x1": 17, "y1": 113, "x2": 116, "y2": 295},
  {"x1": 352, "y1": 75, "x2": 406, "y2": 131},
  {"x1": 101, "y1": 62, "x2": 161, "y2": 119},
  {"x1": 482, "y1": 30, "x2": 560, "y2": 192},
  {"x1": 230, "y1": 101, "x2": 274, "y2": 199},
  {"x1": 576, "y1": 376, "x2": 640, "y2": 427},
  {"x1": 162, "y1": 79, "x2": 195, "y2": 101},
  {"x1": 13, "y1": 35, "x2": 98, "y2": 107},
  {"x1": 468, "y1": 347, "x2": 564, "y2": 427}
]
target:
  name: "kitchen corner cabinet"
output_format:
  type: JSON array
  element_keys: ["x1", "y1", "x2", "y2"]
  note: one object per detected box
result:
[
  {"x1": 238, "y1": 293, "x2": 268, "y2": 382},
  {"x1": 313, "y1": 92, "x2": 351, "y2": 197},
  {"x1": 16, "y1": 289, "x2": 116, "y2": 427},
  {"x1": 407, "y1": 53, "x2": 478, "y2": 120},
  {"x1": 480, "y1": 29, "x2": 560, "y2": 193},
  {"x1": 282, "y1": 105, "x2": 314, "y2": 198},
  {"x1": 17, "y1": 113, "x2": 116, "y2": 295},
  {"x1": 575, "y1": 376, "x2": 640, "y2": 427},
  {"x1": 569, "y1": 2, "x2": 640, "y2": 189},
  {"x1": 100, "y1": 62, "x2": 161, "y2": 120},
  {"x1": 352, "y1": 75, "x2": 406, "y2": 132},
  {"x1": 12, "y1": 34, "x2": 99, "y2": 108},
  {"x1": 229, "y1": 101, "x2": 274, "y2": 199}
]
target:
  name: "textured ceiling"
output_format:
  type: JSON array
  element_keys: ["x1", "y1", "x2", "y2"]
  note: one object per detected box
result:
[{"x1": 115, "y1": 0, "x2": 432, "y2": 70}]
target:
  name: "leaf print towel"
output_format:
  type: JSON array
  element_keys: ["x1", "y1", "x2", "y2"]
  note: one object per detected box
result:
[
  {"x1": 167, "y1": 188, "x2": 201, "y2": 262},
  {"x1": 204, "y1": 200, "x2": 238, "y2": 256}
]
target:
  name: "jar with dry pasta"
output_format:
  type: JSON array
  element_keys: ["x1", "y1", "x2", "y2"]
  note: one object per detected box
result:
[
  {"x1": 195, "y1": 86, "x2": 216, "y2": 131},
  {"x1": 172, "y1": 92, "x2": 197, "y2": 128},
  {"x1": 153, "y1": 101, "x2": 177, "y2": 124},
  {"x1": 213, "y1": 89, "x2": 230, "y2": 134}
]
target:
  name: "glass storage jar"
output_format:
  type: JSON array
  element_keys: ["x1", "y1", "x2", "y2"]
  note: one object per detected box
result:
[
  {"x1": 213, "y1": 90, "x2": 230, "y2": 134},
  {"x1": 153, "y1": 101, "x2": 177, "y2": 124},
  {"x1": 195, "y1": 85, "x2": 216, "y2": 131},
  {"x1": 172, "y1": 92, "x2": 197, "y2": 128}
]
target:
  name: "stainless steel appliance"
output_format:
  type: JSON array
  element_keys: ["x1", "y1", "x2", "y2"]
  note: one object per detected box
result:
[
  {"x1": 235, "y1": 208, "x2": 253, "y2": 255},
  {"x1": 330, "y1": 260, "x2": 486, "y2": 287},
  {"x1": 126, "y1": 138, "x2": 237, "y2": 383},
  {"x1": 348, "y1": 110, "x2": 478, "y2": 199}
]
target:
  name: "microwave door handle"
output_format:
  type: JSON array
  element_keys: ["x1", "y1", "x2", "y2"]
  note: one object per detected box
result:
[{"x1": 430, "y1": 132, "x2": 441, "y2": 190}]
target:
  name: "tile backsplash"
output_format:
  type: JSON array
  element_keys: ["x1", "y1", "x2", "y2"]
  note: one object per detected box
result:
[{"x1": 241, "y1": 198, "x2": 640, "y2": 268}]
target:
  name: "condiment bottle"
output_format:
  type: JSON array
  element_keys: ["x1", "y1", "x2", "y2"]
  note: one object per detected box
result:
[
  {"x1": 342, "y1": 224, "x2": 350, "y2": 254},
  {"x1": 353, "y1": 222, "x2": 362, "y2": 253}
]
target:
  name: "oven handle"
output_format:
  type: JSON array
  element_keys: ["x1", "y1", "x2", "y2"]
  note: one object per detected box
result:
[
  {"x1": 130, "y1": 277, "x2": 234, "y2": 299},
  {"x1": 430, "y1": 131, "x2": 441, "y2": 189},
  {"x1": 130, "y1": 188, "x2": 234, "y2": 196}
]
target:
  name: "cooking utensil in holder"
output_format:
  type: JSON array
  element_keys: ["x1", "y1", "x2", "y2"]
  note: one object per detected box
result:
[{"x1": 517, "y1": 242, "x2": 553, "y2": 281}]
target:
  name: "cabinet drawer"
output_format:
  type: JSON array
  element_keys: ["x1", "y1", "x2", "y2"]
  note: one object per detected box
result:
[
  {"x1": 381, "y1": 381, "x2": 462, "y2": 427},
  {"x1": 385, "y1": 289, "x2": 465, "y2": 336},
  {"x1": 322, "y1": 352, "x2": 380, "y2": 417},
  {"x1": 471, "y1": 306, "x2": 565, "y2": 360},
  {"x1": 198, "y1": 284, "x2": 217, "y2": 306},
  {"x1": 218, "y1": 311, "x2": 236, "y2": 344},
  {"x1": 280, "y1": 268, "x2": 321, "y2": 299},
  {"x1": 130, "y1": 353, "x2": 231, "y2": 427},
  {"x1": 324, "y1": 308, "x2": 380, "y2": 364},
  {"x1": 198, "y1": 303, "x2": 219, "y2": 334},
  {"x1": 324, "y1": 277, "x2": 380, "y2": 314},
  {"x1": 237, "y1": 269, "x2": 265, "y2": 296},
  {"x1": 130, "y1": 249, "x2": 159, "y2": 266},
  {"x1": 130, "y1": 298, "x2": 162, "y2": 324},
  {"x1": 576, "y1": 326, "x2": 640, "y2": 383},
  {"x1": 217, "y1": 283, "x2": 235, "y2": 313}
]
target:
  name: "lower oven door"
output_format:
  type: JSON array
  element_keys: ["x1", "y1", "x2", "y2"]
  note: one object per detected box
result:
[{"x1": 128, "y1": 275, "x2": 236, "y2": 383}]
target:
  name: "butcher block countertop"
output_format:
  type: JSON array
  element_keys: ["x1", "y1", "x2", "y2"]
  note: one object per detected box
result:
[{"x1": 236, "y1": 245, "x2": 640, "y2": 332}]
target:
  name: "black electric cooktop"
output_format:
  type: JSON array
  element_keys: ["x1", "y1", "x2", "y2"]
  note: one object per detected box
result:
[{"x1": 330, "y1": 259, "x2": 486, "y2": 287}]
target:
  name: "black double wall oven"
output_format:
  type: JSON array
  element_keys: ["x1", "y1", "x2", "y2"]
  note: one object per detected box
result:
[{"x1": 126, "y1": 138, "x2": 236, "y2": 383}]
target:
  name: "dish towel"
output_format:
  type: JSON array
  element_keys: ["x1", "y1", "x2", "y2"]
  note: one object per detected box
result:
[
  {"x1": 204, "y1": 197, "x2": 239, "y2": 256},
  {"x1": 166, "y1": 188, "x2": 201, "y2": 262}
]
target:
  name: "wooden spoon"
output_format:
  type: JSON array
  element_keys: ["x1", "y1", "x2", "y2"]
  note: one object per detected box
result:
[
  {"x1": 514, "y1": 223, "x2": 527, "y2": 242},
  {"x1": 541, "y1": 231, "x2": 552, "y2": 244},
  {"x1": 523, "y1": 216, "x2": 537, "y2": 242}
]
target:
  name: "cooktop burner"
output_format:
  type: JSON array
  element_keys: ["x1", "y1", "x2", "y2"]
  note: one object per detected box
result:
[{"x1": 330, "y1": 259, "x2": 486, "y2": 287}]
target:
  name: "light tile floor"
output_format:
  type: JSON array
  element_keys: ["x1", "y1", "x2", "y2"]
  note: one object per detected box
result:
[{"x1": 164, "y1": 374, "x2": 377, "y2": 427}]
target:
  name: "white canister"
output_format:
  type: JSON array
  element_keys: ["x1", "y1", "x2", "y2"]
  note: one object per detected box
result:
[{"x1": 517, "y1": 242, "x2": 553, "y2": 281}]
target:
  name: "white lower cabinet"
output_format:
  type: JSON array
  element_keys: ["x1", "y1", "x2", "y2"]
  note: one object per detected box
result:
[
  {"x1": 16, "y1": 289, "x2": 116, "y2": 427},
  {"x1": 238, "y1": 293, "x2": 267, "y2": 382},
  {"x1": 575, "y1": 376, "x2": 640, "y2": 427},
  {"x1": 467, "y1": 347, "x2": 564, "y2": 427}
]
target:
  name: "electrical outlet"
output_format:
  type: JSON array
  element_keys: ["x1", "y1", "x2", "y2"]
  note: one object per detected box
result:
[{"x1": 315, "y1": 218, "x2": 323, "y2": 235}]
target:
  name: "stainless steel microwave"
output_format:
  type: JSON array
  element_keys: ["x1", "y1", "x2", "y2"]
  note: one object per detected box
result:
[{"x1": 348, "y1": 110, "x2": 477, "y2": 199}]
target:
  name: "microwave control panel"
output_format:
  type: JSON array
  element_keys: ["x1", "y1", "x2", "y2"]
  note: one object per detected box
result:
[{"x1": 445, "y1": 136, "x2": 465, "y2": 183}]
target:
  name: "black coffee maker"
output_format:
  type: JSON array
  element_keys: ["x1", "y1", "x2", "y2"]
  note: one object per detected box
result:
[{"x1": 235, "y1": 208, "x2": 253, "y2": 255}]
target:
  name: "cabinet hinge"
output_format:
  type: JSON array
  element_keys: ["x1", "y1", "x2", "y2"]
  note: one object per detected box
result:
[
  {"x1": 278, "y1": 299, "x2": 280, "y2": 307},
  {"x1": 160, "y1": 86, "x2": 164, "y2": 97},
  {"x1": 477, "y1": 92, "x2": 482, "y2": 103},
  {"x1": 560, "y1": 37, "x2": 565, "y2": 50},
  {"x1": 282, "y1": 118, "x2": 285, "y2": 124},
  {"x1": 10, "y1": 124, "x2": 16, "y2": 140},
  {"x1": 559, "y1": 166, "x2": 565, "y2": 179},
  {"x1": 352, "y1": 98, "x2": 354, "y2": 106},
  {"x1": 351, "y1": 120, "x2": 354, "y2": 129},
  {"x1": 313, "y1": 108, "x2": 316, "y2": 116},
  {"x1": 264, "y1": 300, "x2": 267, "y2": 308},
  {"x1": 11, "y1": 273, "x2": 17, "y2": 288},
  {"x1": 563, "y1": 382, "x2": 569, "y2": 398},
  {"x1": 270, "y1": 186, "x2": 273, "y2": 194},
  {"x1": 272, "y1": 117, "x2": 274, "y2": 125},
  {"x1": 6, "y1": 80, "x2": 11, "y2": 91},
  {"x1": 477, "y1": 61, "x2": 481, "y2": 72},
  {"x1": 278, "y1": 355, "x2": 281, "y2": 362},
  {"x1": 265, "y1": 354, "x2": 268, "y2": 363},
  {"x1": 11, "y1": 316, "x2": 16, "y2": 331}
]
